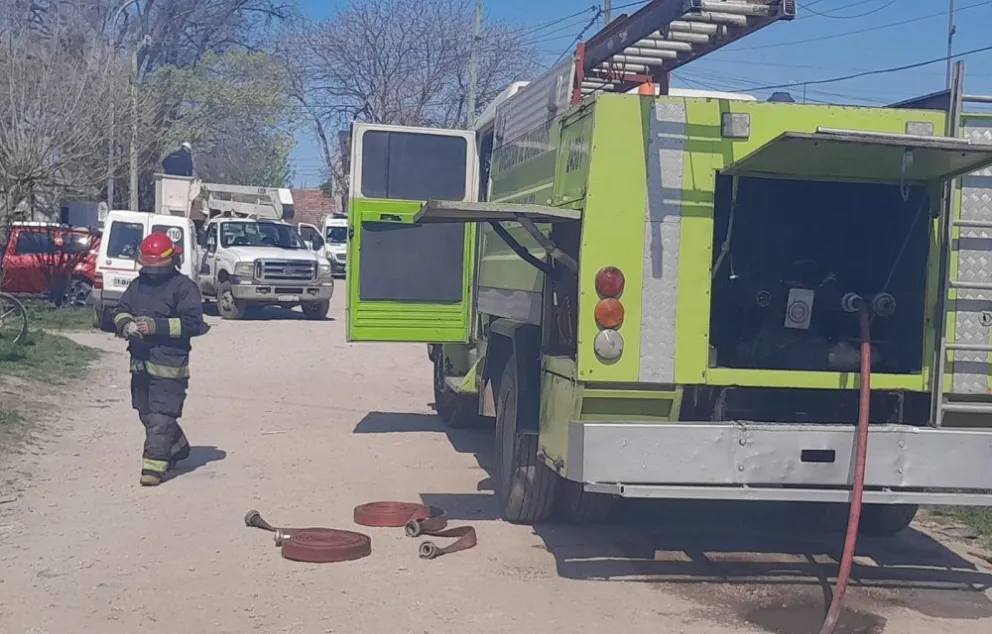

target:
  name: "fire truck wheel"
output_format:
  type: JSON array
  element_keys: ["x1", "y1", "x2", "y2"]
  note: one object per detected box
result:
[
  {"x1": 858, "y1": 504, "x2": 919, "y2": 537},
  {"x1": 494, "y1": 352, "x2": 557, "y2": 524},
  {"x1": 432, "y1": 354, "x2": 484, "y2": 429},
  {"x1": 302, "y1": 300, "x2": 330, "y2": 320},
  {"x1": 554, "y1": 478, "x2": 615, "y2": 524}
]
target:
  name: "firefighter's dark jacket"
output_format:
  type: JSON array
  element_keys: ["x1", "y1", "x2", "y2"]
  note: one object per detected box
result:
[{"x1": 112, "y1": 268, "x2": 210, "y2": 379}]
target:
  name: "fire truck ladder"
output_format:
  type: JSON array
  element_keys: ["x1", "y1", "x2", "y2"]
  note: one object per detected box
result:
[
  {"x1": 933, "y1": 63, "x2": 992, "y2": 424},
  {"x1": 574, "y1": 0, "x2": 796, "y2": 102}
]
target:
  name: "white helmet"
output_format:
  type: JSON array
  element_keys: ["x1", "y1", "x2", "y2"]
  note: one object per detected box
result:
[{"x1": 180, "y1": 141, "x2": 192, "y2": 151}]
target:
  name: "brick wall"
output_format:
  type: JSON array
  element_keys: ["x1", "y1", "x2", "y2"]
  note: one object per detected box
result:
[{"x1": 290, "y1": 188, "x2": 340, "y2": 227}]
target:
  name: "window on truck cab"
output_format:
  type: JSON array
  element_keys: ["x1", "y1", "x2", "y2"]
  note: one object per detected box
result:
[
  {"x1": 107, "y1": 222, "x2": 144, "y2": 260},
  {"x1": 221, "y1": 220, "x2": 304, "y2": 249},
  {"x1": 325, "y1": 225, "x2": 347, "y2": 244},
  {"x1": 360, "y1": 130, "x2": 467, "y2": 200}
]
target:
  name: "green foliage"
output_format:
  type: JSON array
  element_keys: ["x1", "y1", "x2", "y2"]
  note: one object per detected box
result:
[
  {"x1": 0, "y1": 408, "x2": 23, "y2": 427},
  {"x1": 24, "y1": 302, "x2": 93, "y2": 331},
  {"x1": 144, "y1": 50, "x2": 296, "y2": 187},
  {"x1": 0, "y1": 330, "x2": 99, "y2": 384}
]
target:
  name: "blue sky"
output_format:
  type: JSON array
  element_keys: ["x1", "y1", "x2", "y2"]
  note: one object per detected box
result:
[{"x1": 290, "y1": 0, "x2": 992, "y2": 187}]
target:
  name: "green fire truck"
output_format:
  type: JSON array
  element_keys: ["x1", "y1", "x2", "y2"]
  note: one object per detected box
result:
[{"x1": 344, "y1": 0, "x2": 992, "y2": 534}]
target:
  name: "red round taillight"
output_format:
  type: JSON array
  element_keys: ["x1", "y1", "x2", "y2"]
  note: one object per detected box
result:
[
  {"x1": 595, "y1": 266, "x2": 625, "y2": 298},
  {"x1": 594, "y1": 298, "x2": 625, "y2": 329}
]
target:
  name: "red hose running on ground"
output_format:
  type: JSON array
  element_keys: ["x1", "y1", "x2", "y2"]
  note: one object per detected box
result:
[{"x1": 818, "y1": 307, "x2": 872, "y2": 634}]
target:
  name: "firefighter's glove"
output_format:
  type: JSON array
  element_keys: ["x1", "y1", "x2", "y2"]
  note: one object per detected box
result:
[
  {"x1": 121, "y1": 321, "x2": 143, "y2": 341},
  {"x1": 135, "y1": 316, "x2": 156, "y2": 336}
]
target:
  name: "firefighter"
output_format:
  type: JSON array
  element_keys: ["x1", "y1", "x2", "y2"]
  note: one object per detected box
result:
[{"x1": 113, "y1": 233, "x2": 210, "y2": 486}]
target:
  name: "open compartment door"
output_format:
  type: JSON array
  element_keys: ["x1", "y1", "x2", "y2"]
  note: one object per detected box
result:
[
  {"x1": 722, "y1": 129, "x2": 992, "y2": 183},
  {"x1": 346, "y1": 123, "x2": 479, "y2": 343},
  {"x1": 415, "y1": 200, "x2": 580, "y2": 224}
]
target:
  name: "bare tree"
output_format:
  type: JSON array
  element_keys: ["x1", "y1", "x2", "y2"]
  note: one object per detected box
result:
[
  {"x1": 276, "y1": 0, "x2": 540, "y2": 195},
  {"x1": 0, "y1": 5, "x2": 132, "y2": 223}
]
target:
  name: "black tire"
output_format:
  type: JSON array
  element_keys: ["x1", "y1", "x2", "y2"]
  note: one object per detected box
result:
[
  {"x1": 555, "y1": 477, "x2": 616, "y2": 523},
  {"x1": 63, "y1": 277, "x2": 93, "y2": 307},
  {"x1": 493, "y1": 352, "x2": 558, "y2": 524},
  {"x1": 858, "y1": 504, "x2": 919, "y2": 537},
  {"x1": 302, "y1": 300, "x2": 330, "y2": 320},
  {"x1": 432, "y1": 354, "x2": 483, "y2": 429},
  {"x1": 0, "y1": 292, "x2": 28, "y2": 344},
  {"x1": 216, "y1": 282, "x2": 246, "y2": 320}
]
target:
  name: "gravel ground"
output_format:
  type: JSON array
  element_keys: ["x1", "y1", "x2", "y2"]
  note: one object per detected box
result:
[{"x1": 1, "y1": 293, "x2": 991, "y2": 634}]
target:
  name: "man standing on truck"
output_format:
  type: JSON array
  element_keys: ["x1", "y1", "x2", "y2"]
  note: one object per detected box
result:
[{"x1": 112, "y1": 233, "x2": 210, "y2": 486}]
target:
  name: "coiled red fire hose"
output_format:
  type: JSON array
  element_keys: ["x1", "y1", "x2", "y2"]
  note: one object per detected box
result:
[{"x1": 818, "y1": 306, "x2": 872, "y2": 634}]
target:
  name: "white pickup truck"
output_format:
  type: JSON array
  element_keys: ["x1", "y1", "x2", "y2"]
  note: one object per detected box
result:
[{"x1": 197, "y1": 216, "x2": 334, "y2": 320}]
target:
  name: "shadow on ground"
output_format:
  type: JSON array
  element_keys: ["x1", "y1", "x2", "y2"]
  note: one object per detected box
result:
[
  {"x1": 202, "y1": 303, "x2": 334, "y2": 322},
  {"x1": 169, "y1": 445, "x2": 226, "y2": 478},
  {"x1": 355, "y1": 411, "x2": 992, "y2": 633}
]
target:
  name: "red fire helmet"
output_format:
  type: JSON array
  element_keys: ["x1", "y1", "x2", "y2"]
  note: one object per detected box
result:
[{"x1": 137, "y1": 232, "x2": 182, "y2": 267}]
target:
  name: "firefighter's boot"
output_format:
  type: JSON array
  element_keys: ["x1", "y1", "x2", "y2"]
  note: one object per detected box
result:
[
  {"x1": 168, "y1": 430, "x2": 191, "y2": 470},
  {"x1": 140, "y1": 413, "x2": 180, "y2": 486}
]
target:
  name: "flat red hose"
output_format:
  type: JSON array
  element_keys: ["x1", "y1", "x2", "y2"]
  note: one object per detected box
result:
[{"x1": 818, "y1": 307, "x2": 872, "y2": 634}]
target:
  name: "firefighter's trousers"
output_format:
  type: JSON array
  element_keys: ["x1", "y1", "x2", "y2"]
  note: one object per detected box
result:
[{"x1": 130, "y1": 371, "x2": 190, "y2": 478}]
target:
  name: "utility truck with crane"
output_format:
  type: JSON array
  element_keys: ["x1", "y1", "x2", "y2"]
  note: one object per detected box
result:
[
  {"x1": 344, "y1": 0, "x2": 992, "y2": 585},
  {"x1": 93, "y1": 174, "x2": 333, "y2": 325}
]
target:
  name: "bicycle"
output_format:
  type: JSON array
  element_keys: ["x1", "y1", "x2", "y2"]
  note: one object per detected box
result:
[{"x1": 0, "y1": 292, "x2": 28, "y2": 345}]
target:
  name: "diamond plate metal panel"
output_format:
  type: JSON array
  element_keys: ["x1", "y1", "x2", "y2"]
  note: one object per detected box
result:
[
  {"x1": 639, "y1": 101, "x2": 686, "y2": 383},
  {"x1": 951, "y1": 116, "x2": 992, "y2": 394}
]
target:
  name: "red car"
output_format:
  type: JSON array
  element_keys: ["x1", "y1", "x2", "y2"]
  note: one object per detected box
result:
[{"x1": 0, "y1": 222, "x2": 101, "y2": 306}]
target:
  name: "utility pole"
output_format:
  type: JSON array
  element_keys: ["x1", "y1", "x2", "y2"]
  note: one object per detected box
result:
[
  {"x1": 129, "y1": 46, "x2": 140, "y2": 211},
  {"x1": 604, "y1": 0, "x2": 612, "y2": 25},
  {"x1": 107, "y1": 0, "x2": 141, "y2": 210},
  {"x1": 946, "y1": 0, "x2": 956, "y2": 89},
  {"x1": 466, "y1": 2, "x2": 482, "y2": 129}
]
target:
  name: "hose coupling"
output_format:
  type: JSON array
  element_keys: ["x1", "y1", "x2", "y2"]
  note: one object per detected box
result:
[
  {"x1": 870, "y1": 292, "x2": 897, "y2": 317},
  {"x1": 841, "y1": 292, "x2": 864, "y2": 313}
]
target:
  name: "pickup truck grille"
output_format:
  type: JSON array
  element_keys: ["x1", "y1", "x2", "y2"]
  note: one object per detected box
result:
[{"x1": 257, "y1": 259, "x2": 316, "y2": 282}]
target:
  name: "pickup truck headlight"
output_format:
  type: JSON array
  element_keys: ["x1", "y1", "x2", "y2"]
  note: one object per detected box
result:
[
  {"x1": 318, "y1": 262, "x2": 333, "y2": 279},
  {"x1": 233, "y1": 262, "x2": 255, "y2": 278}
]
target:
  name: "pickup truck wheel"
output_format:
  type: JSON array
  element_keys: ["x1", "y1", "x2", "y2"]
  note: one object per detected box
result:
[
  {"x1": 302, "y1": 300, "x2": 330, "y2": 320},
  {"x1": 432, "y1": 355, "x2": 484, "y2": 429},
  {"x1": 217, "y1": 283, "x2": 246, "y2": 320},
  {"x1": 555, "y1": 478, "x2": 616, "y2": 524},
  {"x1": 494, "y1": 352, "x2": 557, "y2": 524}
]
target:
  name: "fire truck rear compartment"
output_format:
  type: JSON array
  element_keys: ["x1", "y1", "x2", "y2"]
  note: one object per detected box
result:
[{"x1": 708, "y1": 174, "x2": 931, "y2": 377}]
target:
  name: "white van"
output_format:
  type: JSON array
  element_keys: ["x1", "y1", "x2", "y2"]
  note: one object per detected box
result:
[
  {"x1": 322, "y1": 215, "x2": 348, "y2": 277},
  {"x1": 92, "y1": 210, "x2": 198, "y2": 331}
]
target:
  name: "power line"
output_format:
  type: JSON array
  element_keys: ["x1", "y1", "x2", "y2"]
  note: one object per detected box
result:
[
  {"x1": 802, "y1": 0, "x2": 899, "y2": 19},
  {"x1": 551, "y1": 7, "x2": 603, "y2": 67},
  {"x1": 745, "y1": 41, "x2": 992, "y2": 91},
  {"x1": 520, "y1": 7, "x2": 598, "y2": 37},
  {"x1": 737, "y1": 0, "x2": 992, "y2": 51}
]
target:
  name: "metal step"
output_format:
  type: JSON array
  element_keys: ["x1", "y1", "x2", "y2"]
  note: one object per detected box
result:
[{"x1": 578, "y1": 0, "x2": 796, "y2": 96}]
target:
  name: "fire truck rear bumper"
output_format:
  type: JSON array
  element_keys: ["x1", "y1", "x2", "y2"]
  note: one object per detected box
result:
[{"x1": 567, "y1": 422, "x2": 992, "y2": 506}]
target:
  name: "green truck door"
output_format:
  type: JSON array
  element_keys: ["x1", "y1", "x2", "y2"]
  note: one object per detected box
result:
[{"x1": 346, "y1": 123, "x2": 478, "y2": 342}]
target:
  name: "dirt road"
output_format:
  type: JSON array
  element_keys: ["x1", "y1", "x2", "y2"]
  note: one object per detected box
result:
[{"x1": 2, "y1": 294, "x2": 992, "y2": 634}]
